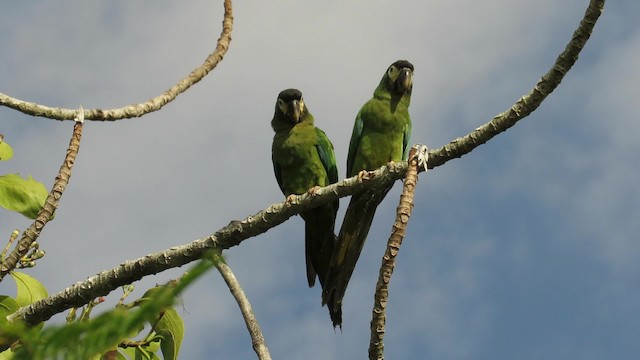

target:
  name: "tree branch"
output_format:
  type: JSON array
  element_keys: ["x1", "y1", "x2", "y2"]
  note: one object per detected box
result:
[
  {"x1": 0, "y1": 0, "x2": 233, "y2": 122},
  {"x1": 210, "y1": 252, "x2": 271, "y2": 360},
  {"x1": 369, "y1": 146, "x2": 426, "y2": 360},
  {"x1": 0, "y1": 110, "x2": 84, "y2": 281},
  {"x1": 7, "y1": 164, "x2": 398, "y2": 325},
  {"x1": 7, "y1": 0, "x2": 604, "y2": 327}
]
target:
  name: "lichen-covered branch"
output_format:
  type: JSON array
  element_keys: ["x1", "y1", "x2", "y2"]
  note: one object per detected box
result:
[
  {"x1": 0, "y1": 113, "x2": 84, "y2": 281},
  {"x1": 369, "y1": 146, "x2": 425, "y2": 360},
  {"x1": 0, "y1": 0, "x2": 233, "y2": 122},
  {"x1": 7, "y1": 0, "x2": 604, "y2": 327},
  {"x1": 210, "y1": 252, "x2": 271, "y2": 360},
  {"x1": 7, "y1": 163, "x2": 401, "y2": 325}
]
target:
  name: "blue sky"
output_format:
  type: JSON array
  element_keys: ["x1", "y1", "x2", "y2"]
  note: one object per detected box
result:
[{"x1": 1, "y1": 1, "x2": 639, "y2": 359}]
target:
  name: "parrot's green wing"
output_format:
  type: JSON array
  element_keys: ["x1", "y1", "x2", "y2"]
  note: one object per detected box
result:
[
  {"x1": 346, "y1": 112, "x2": 364, "y2": 178},
  {"x1": 272, "y1": 161, "x2": 284, "y2": 194},
  {"x1": 315, "y1": 128, "x2": 338, "y2": 185},
  {"x1": 402, "y1": 120, "x2": 412, "y2": 160}
]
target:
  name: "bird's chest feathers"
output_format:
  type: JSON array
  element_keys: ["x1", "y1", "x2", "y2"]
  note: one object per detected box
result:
[
  {"x1": 277, "y1": 129, "x2": 318, "y2": 164},
  {"x1": 354, "y1": 101, "x2": 410, "y2": 170},
  {"x1": 359, "y1": 108, "x2": 407, "y2": 166},
  {"x1": 274, "y1": 128, "x2": 328, "y2": 193},
  {"x1": 362, "y1": 99, "x2": 408, "y2": 133}
]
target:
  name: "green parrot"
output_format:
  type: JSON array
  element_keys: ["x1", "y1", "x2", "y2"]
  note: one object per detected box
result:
[
  {"x1": 323, "y1": 60, "x2": 414, "y2": 327},
  {"x1": 271, "y1": 88, "x2": 340, "y2": 318}
]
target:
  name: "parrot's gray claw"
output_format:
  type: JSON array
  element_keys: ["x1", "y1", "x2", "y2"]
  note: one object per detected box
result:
[
  {"x1": 411, "y1": 144, "x2": 429, "y2": 171},
  {"x1": 75, "y1": 106, "x2": 85, "y2": 123}
]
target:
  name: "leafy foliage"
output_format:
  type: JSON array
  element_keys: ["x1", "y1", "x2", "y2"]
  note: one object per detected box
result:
[
  {"x1": 0, "y1": 174, "x2": 48, "y2": 219},
  {"x1": 0, "y1": 271, "x2": 49, "y2": 355},
  {"x1": 10, "y1": 272, "x2": 48, "y2": 308},
  {"x1": 155, "y1": 308, "x2": 184, "y2": 360},
  {"x1": 0, "y1": 138, "x2": 13, "y2": 161},
  {"x1": 3, "y1": 258, "x2": 214, "y2": 360},
  {"x1": 0, "y1": 296, "x2": 19, "y2": 321}
]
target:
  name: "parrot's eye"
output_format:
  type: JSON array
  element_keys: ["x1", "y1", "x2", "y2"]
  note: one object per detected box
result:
[
  {"x1": 277, "y1": 98, "x2": 287, "y2": 112},
  {"x1": 387, "y1": 66, "x2": 399, "y2": 80}
]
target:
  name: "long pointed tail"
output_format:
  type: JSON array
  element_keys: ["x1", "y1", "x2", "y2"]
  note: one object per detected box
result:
[
  {"x1": 303, "y1": 203, "x2": 338, "y2": 288},
  {"x1": 322, "y1": 183, "x2": 392, "y2": 327}
]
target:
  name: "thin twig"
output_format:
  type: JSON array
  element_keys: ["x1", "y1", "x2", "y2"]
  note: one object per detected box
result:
[
  {"x1": 0, "y1": 0, "x2": 233, "y2": 122},
  {"x1": 210, "y1": 252, "x2": 271, "y2": 360},
  {"x1": 369, "y1": 146, "x2": 426, "y2": 360},
  {"x1": 7, "y1": 0, "x2": 604, "y2": 326},
  {"x1": 0, "y1": 109, "x2": 84, "y2": 281}
]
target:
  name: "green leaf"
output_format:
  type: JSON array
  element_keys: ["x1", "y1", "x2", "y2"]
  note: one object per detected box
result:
[
  {"x1": 10, "y1": 272, "x2": 48, "y2": 308},
  {"x1": 0, "y1": 295, "x2": 19, "y2": 324},
  {"x1": 138, "y1": 348, "x2": 161, "y2": 360},
  {"x1": 10, "y1": 261, "x2": 213, "y2": 360},
  {"x1": 121, "y1": 346, "x2": 161, "y2": 360},
  {"x1": 120, "y1": 347, "x2": 139, "y2": 360},
  {"x1": 0, "y1": 348, "x2": 15, "y2": 360},
  {"x1": 143, "y1": 339, "x2": 160, "y2": 354},
  {"x1": 120, "y1": 348, "x2": 136, "y2": 360},
  {"x1": 133, "y1": 285, "x2": 183, "y2": 360},
  {"x1": 0, "y1": 140, "x2": 13, "y2": 161},
  {"x1": 155, "y1": 308, "x2": 184, "y2": 360},
  {"x1": 0, "y1": 296, "x2": 19, "y2": 316},
  {"x1": 0, "y1": 174, "x2": 48, "y2": 219},
  {"x1": 0, "y1": 296, "x2": 20, "y2": 353}
]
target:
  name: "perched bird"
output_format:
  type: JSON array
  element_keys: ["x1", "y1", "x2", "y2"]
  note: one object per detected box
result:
[
  {"x1": 271, "y1": 88, "x2": 339, "y2": 299},
  {"x1": 323, "y1": 60, "x2": 414, "y2": 327}
]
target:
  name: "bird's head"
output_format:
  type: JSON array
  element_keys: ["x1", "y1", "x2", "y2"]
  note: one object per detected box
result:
[
  {"x1": 276, "y1": 88, "x2": 307, "y2": 124},
  {"x1": 384, "y1": 60, "x2": 414, "y2": 95}
]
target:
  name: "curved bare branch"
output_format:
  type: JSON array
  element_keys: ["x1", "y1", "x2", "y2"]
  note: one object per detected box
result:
[
  {"x1": 211, "y1": 252, "x2": 272, "y2": 360},
  {"x1": 0, "y1": 0, "x2": 233, "y2": 122},
  {"x1": 0, "y1": 111, "x2": 84, "y2": 281},
  {"x1": 369, "y1": 146, "x2": 426, "y2": 360}
]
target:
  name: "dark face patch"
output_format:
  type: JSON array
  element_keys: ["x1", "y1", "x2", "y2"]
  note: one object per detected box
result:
[
  {"x1": 278, "y1": 88, "x2": 303, "y2": 103},
  {"x1": 389, "y1": 60, "x2": 414, "y2": 72},
  {"x1": 384, "y1": 60, "x2": 413, "y2": 95}
]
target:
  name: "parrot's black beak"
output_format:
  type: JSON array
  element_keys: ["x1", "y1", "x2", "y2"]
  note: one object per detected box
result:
[
  {"x1": 395, "y1": 68, "x2": 413, "y2": 93},
  {"x1": 288, "y1": 100, "x2": 302, "y2": 123}
]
